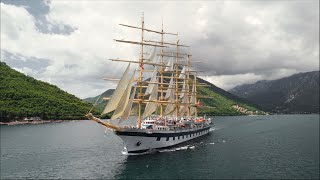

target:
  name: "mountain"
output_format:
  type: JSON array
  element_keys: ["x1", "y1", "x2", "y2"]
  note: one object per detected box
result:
[
  {"x1": 84, "y1": 77, "x2": 266, "y2": 116},
  {"x1": 83, "y1": 89, "x2": 114, "y2": 113},
  {"x1": 229, "y1": 71, "x2": 319, "y2": 114},
  {"x1": 0, "y1": 62, "x2": 95, "y2": 122}
]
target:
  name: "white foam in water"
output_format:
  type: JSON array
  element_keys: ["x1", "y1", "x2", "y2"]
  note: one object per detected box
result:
[
  {"x1": 179, "y1": 146, "x2": 189, "y2": 150},
  {"x1": 222, "y1": 140, "x2": 226, "y2": 143},
  {"x1": 209, "y1": 128, "x2": 215, "y2": 131},
  {"x1": 159, "y1": 145, "x2": 192, "y2": 153},
  {"x1": 209, "y1": 142, "x2": 215, "y2": 145},
  {"x1": 159, "y1": 148, "x2": 177, "y2": 153},
  {"x1": 121, "y1": 150, "x2": 128, "y2": 155}
]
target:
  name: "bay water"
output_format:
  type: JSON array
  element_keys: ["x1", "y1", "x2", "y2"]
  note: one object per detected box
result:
[{"x1": 1, "y1": 114, "x2": 319, "y2": 179}]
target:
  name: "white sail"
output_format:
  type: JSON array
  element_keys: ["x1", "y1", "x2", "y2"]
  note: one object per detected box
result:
[
  {"x1": 164, "y1": 87, "x2": 175, "y2": 115},
  {"x1": 142, "y1": 83, "x2": 158, "y2": 119},
  {"x1": 179, "y1": 94, "x2": 188, "y2": 116},
  {"x1": 102, "y1": 64, "x2": 131, "y2": 115},
  {"x1": 190, "y1": 83, "x2": 196, "y2": 116},
  {"x1": 146, "y1": 46, "x2": 157, "y2": 62},
  {"x1": 179, "y1": 66, "x2": 186, "y2": 78},
  {"x1": 179, "y1": 80, "x2": 186, "y2": 98},
  {"x1": 119, "y1": 86, "x2": 136, "y2": 124},
  {"x1": 178, "y1": 67, "x2": 187, "y2": 99},
  {"x1": 144, "y1": 64, "x2": 158, "y2": 95},
  {"x1": 111, "y1": 72, "x2": 135, "y2": 120},
  {"x1": 164, "y1": 74, "x2": 174, "y2": 99},
  {"x1": 164, "y1": 57, "x2": 174, "y2": 72}
]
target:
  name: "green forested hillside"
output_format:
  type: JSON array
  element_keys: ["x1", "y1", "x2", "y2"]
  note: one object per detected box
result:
[{"x1": 0, "y1": 62, "x2": 94, "y2": 122}]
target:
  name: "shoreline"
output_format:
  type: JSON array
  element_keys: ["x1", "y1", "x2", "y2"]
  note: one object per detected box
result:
[{"x1": 0, "y1": 120, "x2": 84, "y2": 126}]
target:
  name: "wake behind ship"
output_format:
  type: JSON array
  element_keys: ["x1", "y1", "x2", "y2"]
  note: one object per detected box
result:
[{"x1": 86, "y1": 15, "x2": 213, "y2": 155}]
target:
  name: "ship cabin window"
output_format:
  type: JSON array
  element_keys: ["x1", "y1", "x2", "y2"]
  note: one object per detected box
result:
[
  {"x1": 182, "y1": 135, "x2": 184, "y2": 139},
  {"x1": 173, "y1": 136, "x2": 175, "y2": 141},
  {"x1": 156, "y1": 137, "x2": 161, "y2": 141},
  {"x1": 190, "y1": 134, "x2": 191, "y2": 137},
  {"x1": 178, "y1": 136, "x2": 180, "y2": 140},
  {"x1": 166, "y1": 137, "x2": 169, "y2": 141}
]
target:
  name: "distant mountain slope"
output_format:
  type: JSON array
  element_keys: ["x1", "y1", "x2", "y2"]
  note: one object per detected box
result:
[
  {"x1": 83, "y1": 89, "x2": 114, "y2": 113},
  {"x1": 0, "y1": 62, "x2": 95, "y2": 122},
  {"x1": 229, "y1": 71, "x2": 319, "y2": 114},
  {"x1": 84, "y1": 77, "x2": 266, "y2": 116}
]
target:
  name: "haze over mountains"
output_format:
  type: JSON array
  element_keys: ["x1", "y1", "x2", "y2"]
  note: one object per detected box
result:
[{"x1": 229, "y1": 71, "x2": 319, "y2": 114}]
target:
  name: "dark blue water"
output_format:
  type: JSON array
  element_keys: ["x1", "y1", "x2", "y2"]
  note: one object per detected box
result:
[{"x1": 1, "y1": 115, "x2": 319, "y2": 179}]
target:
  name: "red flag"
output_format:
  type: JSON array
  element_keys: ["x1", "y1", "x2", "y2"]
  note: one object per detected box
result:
[
  {"x1": 197, "y1": 100, "x2": 203, "y2": 107},
  {"x1": 140, "y1": 63, "x2": 144, "y2": 70}
]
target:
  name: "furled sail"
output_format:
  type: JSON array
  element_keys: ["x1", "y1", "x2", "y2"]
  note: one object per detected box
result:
[
  {"x1": 142, "y1": 82, "x2": 159, "y2": 119},
  {"x1": 111, "y1": 71, "x2": 135, "y2": 120},
  {"x1": 118, "y1": 86, "x2": 136, "y2": 124},
  {"x1": 164, "y1": 74, "x2": 174, "y2": 99},
  {"x1": 102, "y1": 64, "x2": 131, "y2": 115}
]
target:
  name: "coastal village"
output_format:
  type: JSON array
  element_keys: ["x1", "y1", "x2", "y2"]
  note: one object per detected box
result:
[
  {"x1": 232, "y1": 104, "x2": 266, "y2": 115},
  {"x1": 0, "y1": 117, "x2": 63, "y2": 125}
]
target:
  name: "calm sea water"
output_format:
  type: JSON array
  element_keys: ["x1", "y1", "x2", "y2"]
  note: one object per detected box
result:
[{"x1": 1, "y1": 114, "x2": 319, "y2": 179}]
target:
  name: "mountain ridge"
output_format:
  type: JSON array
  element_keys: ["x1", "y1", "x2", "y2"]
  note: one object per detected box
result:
[{"x1": 229, "y1": 71, "x2": 319, "y2": 114}]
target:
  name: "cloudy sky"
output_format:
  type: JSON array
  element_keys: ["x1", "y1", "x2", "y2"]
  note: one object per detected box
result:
[{"x1": 1, "y1": 0, "x2": 319, "y2": 99}]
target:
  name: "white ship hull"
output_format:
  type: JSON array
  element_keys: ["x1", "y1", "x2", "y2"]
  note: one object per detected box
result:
[{"x1": 115, "y1": 126, "x2": 211, "y2": 154}]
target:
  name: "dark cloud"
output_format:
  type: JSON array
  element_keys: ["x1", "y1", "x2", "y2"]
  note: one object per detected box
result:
[
  {"x1": 1, "y1": 0, "x2": 75, "y2": 35},
  {"x1": 1, "y1": 50, "x2": 51, "y2": 74},
  {"x1": 190, "y1": 1, "x2": 319, "y2": 79}
]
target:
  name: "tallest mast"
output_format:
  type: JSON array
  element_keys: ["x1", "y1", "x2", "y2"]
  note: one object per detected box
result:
[
  {"x1": 160, "y1": 18, "x2": 164, "y2": 117},
  {"x1": 137, "y1": 13, "x2": 144, "y2": 128}
]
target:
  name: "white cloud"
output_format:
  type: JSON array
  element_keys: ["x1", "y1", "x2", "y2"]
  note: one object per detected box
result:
[{"x1": 1, "y1": 1, "x2": 319, "y2": 98}]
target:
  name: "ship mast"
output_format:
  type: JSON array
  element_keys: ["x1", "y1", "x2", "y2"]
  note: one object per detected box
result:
[
  {"x1": 175, "y1": 38, "x2": 179, "y2": 117},
  {"x1": 194, "y1": 71, "x2": 198, "y2": 117},
  {"x1": 138, "y1": 14, "x2": 145, "y2": 128},
  {"x1": 187, "y1": 54, "x2": 191, "y2": 117},
  {"x1": 160, "y1": 19, "x2": 164, "y2": 117}
]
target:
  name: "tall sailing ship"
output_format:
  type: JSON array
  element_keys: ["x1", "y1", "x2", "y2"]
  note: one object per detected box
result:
[{"x1": 86, "y1": 15, "x2": 213, "y2": 154}]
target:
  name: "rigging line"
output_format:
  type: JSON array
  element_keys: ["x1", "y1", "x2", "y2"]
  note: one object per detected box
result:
[{"x1": 88, "y1": 92, "x2": 103, "y2": 114}]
